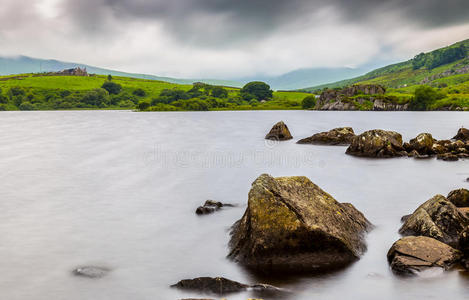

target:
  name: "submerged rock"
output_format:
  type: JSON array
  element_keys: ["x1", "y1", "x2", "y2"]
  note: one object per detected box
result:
[
  {"x1": 453, "y1": 127, "x2": 469, "y2": 141},
  {"x1": 387, "y1": 236, "x2": 462, "y2": 275},
  {"x1": 171, "y1": 277, "x2": 286, "y2": 296},
  {"x1": 297, "y1": 127, "x2": 355, "y2": 145},
  {"x1": 447, "y1": 189, "x2": 469, "y2": 207},
  {"x1": 408, "y1": 133, "x2": 435, "y2": 155},
  {"x1": 346, "y1": 129, "x2": 405, "y2": 158},
  {"x1": 399, "y1": 194, "x2": 469, "y2": 248},
  {"x1": 172, "y1": 277, "x2": 248, "y2": 294},
  {"x1": 228, "y1": 174, "x2": 372, "y2": 273},
  {"x1": 195, "y1": 200, "x2": 234, "y2": 215},
  {"x1": 72, "y1": 266, "x2": 110, "y2": 278},
  {"x1": 265, "y1": 121, "x2": 293, "y2": 141}
]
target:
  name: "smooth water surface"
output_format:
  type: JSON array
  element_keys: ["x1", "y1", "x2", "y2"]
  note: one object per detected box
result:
[{"x1": 0, "y1": 110, "x2": 469, "y2": 300}]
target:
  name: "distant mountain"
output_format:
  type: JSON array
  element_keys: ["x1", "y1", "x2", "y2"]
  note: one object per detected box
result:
[
  {"x1": 235, "y1": 67, "x2": 369, "y2": 90},
  {"x1": 0, "y1": 55, "x2": 377, "y2": 91},
  {"x1": 302, "y1": 38, "x2": 469, "y2": 91},
  {"x1": 0, "y1": 55, "x2": 240, "y2": 87}
]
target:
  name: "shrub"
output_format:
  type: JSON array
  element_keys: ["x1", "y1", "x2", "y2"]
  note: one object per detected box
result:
[
  {"x1": 211, "y1": 86, "x2": 228, "y2": 98},
  {"x1": 302, "y1": 95, "x2": 316, "y2": 109},
  {"x1": 137, "y1": 101, "x2": 151, "y2": 110},
  {"x1": 133, "y1": 88, "x2": 146, "y2": 97},
  {"x1": 101, "y1": 81, "x2": 122, "y2": 95},
  {"x1": 409, "y1": 85, "x2": 446, "y2": 110},
  {"x1": 19, "y1": 101, "x2": 34, "y2": 111},
  {"x1": 240, "y1": 81, "x2": 273, "y2": 101}
]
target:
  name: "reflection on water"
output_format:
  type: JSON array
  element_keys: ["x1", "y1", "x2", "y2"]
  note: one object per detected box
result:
[{"x1": 0, "y1": 110, "x2": 469, "y2": 300}]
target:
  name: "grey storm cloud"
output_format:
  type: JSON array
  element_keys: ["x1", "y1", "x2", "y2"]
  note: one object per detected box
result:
[{"x1": 62, "y1": 0, "x2": 469, "y2": 45}]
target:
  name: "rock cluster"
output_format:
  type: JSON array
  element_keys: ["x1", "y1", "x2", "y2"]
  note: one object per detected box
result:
[
  {"x1": 297, "y1": 127, "x2": 355, "y2": 145},
  {"x1": 388, "y1": 188, "x2": 469, "y2": 275},
  {"x1": 343, "y1": 127, "x2": 469, "y2": 160},
  {"x1": 265, "y1": 121, "x2": 293, "y2": 141},
  {"x1": 228, "y1": 174, "x2": 372, "y2": 273}
]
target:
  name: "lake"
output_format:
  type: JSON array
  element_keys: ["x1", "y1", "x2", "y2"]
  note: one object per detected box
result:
[{"x1": 0, "y1": 110, "x2": 468, "y2": 300}]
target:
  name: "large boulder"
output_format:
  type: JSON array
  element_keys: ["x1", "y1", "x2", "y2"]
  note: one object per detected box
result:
[
  {"x1": 399, "y1": 195, "x2": 469, "y2": 248},
  {"x1": 447, "y1": 189, "x2": 469, "y2": 207},
  {"x1": 408, "y1": 133, "x2": 435, "y2": 154},
  {"x1": 297, "y1": 127, "x2": 355, "y2": 145},
  {"x1": 228, "y1": 174, "x2": 372, "y2": 273},
  {"x1": 265, "y1": 121, "x2": 292, "y2": 141},
  {"x1": 453, "y1": 127, "x2": 469, "y2": 141},
  {"x1": 345, "y1": 129, "x2": 405, "y2": 158},
  {"x1": 387, "y1": 236, "x2": 462, "y2": 275}
]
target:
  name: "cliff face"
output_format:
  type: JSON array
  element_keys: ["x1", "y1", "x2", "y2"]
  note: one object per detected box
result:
[{"x1": 315, "y1": 84, "x2": 408, "y2": 111}]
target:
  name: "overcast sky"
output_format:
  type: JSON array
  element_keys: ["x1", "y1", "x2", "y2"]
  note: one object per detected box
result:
[{"x1": 0, "y1": 0, "x2": 468, "y2": 78}]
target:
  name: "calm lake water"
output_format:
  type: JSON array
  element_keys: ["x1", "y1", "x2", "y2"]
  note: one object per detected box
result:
[{"x1": 1, "y1": 110, "x2": 469, "y2": 300}]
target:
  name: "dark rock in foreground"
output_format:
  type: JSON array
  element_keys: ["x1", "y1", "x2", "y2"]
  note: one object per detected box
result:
[
  {"x1": 447, "y1": 188, "x2": 469, "y2": 207},
  {"x1": 171, "y1": 277, "x2": 287, "y2": 296},
  {"x1": 196, "y1": 200, "x2": 234, "y2": 215},
  {"x1": 297, "y1": 127, "x2": 355, "y2": 145},
  {"x1": 453, "y1": 127, "x2": 469, "y2": 141},
  {"x1": 387, "y1": 236, "x2": 462, "y2": 275},
  {"x1": 399, "y1": 194, "x2": 469, "y2": 248},
  {"x1": 228, "y1": 174, "x2": 372, "y2": 273},
  {"x1": 72, "y1": 266, "x2": 110, "y2": 278},
  {"x1": 265, "y1": 121, "x2": 292, "y2": 141},
  {"x1": 346, "y1": 129, "x2": 405, "y2": 158}
]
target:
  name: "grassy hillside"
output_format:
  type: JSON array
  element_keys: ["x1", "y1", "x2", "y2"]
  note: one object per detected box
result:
[
  {"x1": 304, "y1": 39, "x2": 469, "y2": 91},
  {"x1": 0, "y1": 73, "x2": 312, "y2": 111}
]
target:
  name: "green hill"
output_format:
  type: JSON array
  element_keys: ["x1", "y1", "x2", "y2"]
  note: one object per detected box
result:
[
  {"x1": 304, "y1": 39, "x2": 469, "y2": 91},
  {"x1": 0, "y1": 73, "x2": 312, "y2": 111}
]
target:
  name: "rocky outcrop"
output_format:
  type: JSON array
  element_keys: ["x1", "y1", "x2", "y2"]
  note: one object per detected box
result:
[
  {"x1": 345, "y1": 129, "x2": 405, "y2": 158},
  {"x1": 228, "y1": 174, "x2": 371, "y2": 273},
  {"x1": 399, "y1": 195, "x2": 469, "y2": 248},
  {"x1": 171, "y1": 277, "x2": 287, "y2": 296},
  {"x1": 372, "y1": 99, "x2": 409, "y2": 111},
  {"x1": 387, "y1": 236, "x2": 462, "y2": 275},
  {"x1": 447, "y1": 189, "x2": 469, "y2": 207},
  {"x1": 453, "y1": 127, "x2": 469, "y2": 141},
  {"x1": 72, "y1": 266, "x2": 110, "y2": 278},
  {"x1": 195, "y1": 200, "x2": 234, "y2": 215},
  {"x1": 297, "y1": 127, "x2": 355, "y2": 145},
  {"x1": 265, "y1": 121, "x2": 293, "y2": 141}
]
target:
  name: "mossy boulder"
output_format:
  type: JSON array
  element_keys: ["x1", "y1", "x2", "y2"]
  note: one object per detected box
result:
[
  {"x1": 408, "y1": 133, "x2": 435, "y2": 154},
  {"x1": 297, "y1": 127, "x2": 355, "y2": 145},
  {"x1": 345, "y1": 129, "x2": 405, "y2": 158},
  {"x1": 228, "y1": 174, "x2": 372, "y2": 273},
  {"x1": 387, "y1": 236, "x2": 462, "y2": 275},
  {"x1": 453, "y1": 127, "x2": 469, "y2": 141},
  {"x1": 265, "y1": 121, "x2": 292, "y2": 141},
  {"x1": 447, "y1": 188, "x2": 469, "y2": 207},
  {"x1": 399, "y1": 195, "x2": 469, "y2": 248}
]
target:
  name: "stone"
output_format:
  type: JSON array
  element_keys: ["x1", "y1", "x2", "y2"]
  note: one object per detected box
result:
[
  {"x1": 453, "y1": 127, "x2": 469, "y2": 141},
  {"x1": 447, "y1": 189, "x2": 469, "y2": 207},
  {"x1": 345, "y1": 129, "x2": 405, "y2": 158},
  {"x1": 228, "y1": 174, "x2": 371, "y2": 273},
  {"x1": 297, "y1": 127, "x2": 355, "y2": 145},
  {"x1": 437, "y1": 153, "x2": 459, "y2": 161},
  {"x1": 171, "y1": 277, "x2": 248, "y2": 294},
  {"x1": 399, "y1": 194, "x2": 469, "y2": 248},
  {"x1": 408, "y1": 133, "x2": 435, "y2": 154},
  {"x1": 72, "y1": 266, "x2": 110, "y2": 278},
  {"x1": 195, "y1": 200, "x2": 234, "y2": 215},
  {"x1": 265, "y1": 121, "x2": 293, "y2": 141},
  {"x1": 387, "y1": 236, "x2": 462, "y2": 275}
]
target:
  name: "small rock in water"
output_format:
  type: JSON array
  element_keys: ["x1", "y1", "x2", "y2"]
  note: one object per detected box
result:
[
  {"x1": 265, "y1": 121, "x2": 293, "y2": 141},
  {"x1": 195, "y1": 200, "x2": 234, "y2": 215},
  {"x1": 171, "y1": 277, "x2": 248, "y2": 294},
  {"x1": 73, "y1": 266, "x2": 110, "y2": 278}
]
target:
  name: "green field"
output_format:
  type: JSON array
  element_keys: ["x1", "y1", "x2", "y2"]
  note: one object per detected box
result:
[{"x1": 0, "y1": 74, "x2": 312, "y2": 111}]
